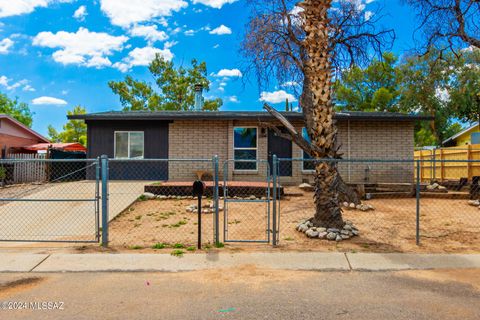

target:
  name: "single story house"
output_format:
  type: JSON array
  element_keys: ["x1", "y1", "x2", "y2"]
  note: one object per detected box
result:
[
  {"x1": 442, "y1": 122, "x2": 480, "y2": 147},
  {"x1": 70, "y1": 110, "x2": 429, "y2": 184},
  {"x1": 0, "y1": 114, "x2": 49, "y2": 155}
]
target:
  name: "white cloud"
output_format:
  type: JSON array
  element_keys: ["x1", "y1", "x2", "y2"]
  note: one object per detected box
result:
[
  {"x1": 192, "y1": 0, "x2": 238, "y2": 9},
  {"x1": 228, "y1": 96, "x2": 239, "y2": 103},
  {"x1": 129, "y1": 24, "x2": 168, "y2": 44},
  {"x1": 0, "y1": 75, "x2": 34, "y2": 91},
  {"x1": 33, "y1": 28, "x2": 128, "y2": 68},
  {"x1": 184, "y1": 29, "x2": 195, "y2": 36},
  {"x1": 32, "y1": 96, "x2": 67, "y2": 105},
  {"x1": 213, "y1": 44, "x2": 220, "y2": 49},
  {"x1": 215, "y1": 68, "x2": 242, "y2": 77},
  {"x1": 209, "y1": 25, "x2": 232, "y2": 35},
  {"x1": 0, "y1": 76, "x2": 9, "y2": 87},
  {"x1": 85, "y1": 56, "x2": 112, "y2": 68},
  {"x1": 0, "y1": 38, "x2": 13, "y2": 54},
  {"x1": 364, "y1": 10, "x2": 373, "y2": 20},
  {"x1": 0, "y1": 0, "x2": 73, "y2": 18},
  {"x1": 259, "y1": 90, "x2": 297, "y2": 104},
  {"x1": 73, "y1": 5, "x2": 87, "y2": 21},
  {"x1": 114, "y1": 46, "x2": 174, "y2": 72},
  {"x1": 281, "y1": 81, "x2": 299, "y2": 87},
  {"x1": 23, "y1": 84, "x2": 35, "y2": 92},
  {"x1": 100, "y1": 0, "x2": 188, "y2": 28}
]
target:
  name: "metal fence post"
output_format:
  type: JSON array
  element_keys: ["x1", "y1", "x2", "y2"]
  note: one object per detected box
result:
[
  {"x1": 416, "y1": 159, "x2": 421, "y2": 246},
  {"x1": 272, "y1": 155, "x2": 278, "y2": 246},
  {"x1": 95, "y1": 157, "x2": 101, "y2": 241},
  {"x1": 213, "y1": 155, "x2": 220, "y2": 246},
  {"x1": 101, "y1": 155, "x2": 109, "y2": 247}
]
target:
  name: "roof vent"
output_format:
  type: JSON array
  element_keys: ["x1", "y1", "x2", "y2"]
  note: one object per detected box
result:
[{"x1": 193, "y1": 84, "x2": 204, "y2": 111}]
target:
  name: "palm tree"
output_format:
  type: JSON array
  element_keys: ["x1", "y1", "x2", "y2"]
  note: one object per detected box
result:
[
  {"x1": 243, "y1": 0, "x2": 393, "y2": 229},
  {"x1": 298, "y1": 0, "x2": 343, "y2": 228}
]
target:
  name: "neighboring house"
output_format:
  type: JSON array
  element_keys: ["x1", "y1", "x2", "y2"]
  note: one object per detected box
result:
[
  {"x1": 22, "y1": 142, "x2": 87, "y2": 153},
  {"x1": 70, "y1": 110, "x2": 430, "y2": 184},
  {"x1": 0, "y1": 114, "x2": 49, "y2": 155},
  {"x1": 442, "y1": 123, "x2": 480, "y2": 147}
]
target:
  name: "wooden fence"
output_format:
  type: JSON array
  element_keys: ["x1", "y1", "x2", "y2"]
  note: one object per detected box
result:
[
  {"x1": 414, "y1": 145, "x2": 480, "y2": 182},
  {"x1": 6, "y1": 153, "x2": 47, "y2": 184}
]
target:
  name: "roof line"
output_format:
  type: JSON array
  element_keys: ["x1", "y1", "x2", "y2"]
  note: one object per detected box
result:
[
  {"x1": 0, "y1": 114, "x2": 50, "y2": 143},
  {"x1": 442, "y1": 122, "x2": 479, "y2": 145}
]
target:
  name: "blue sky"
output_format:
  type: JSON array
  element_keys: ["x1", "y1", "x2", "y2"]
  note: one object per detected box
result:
[{"x1": 0, "y1": 0, "x2": 417, "y2": 136}]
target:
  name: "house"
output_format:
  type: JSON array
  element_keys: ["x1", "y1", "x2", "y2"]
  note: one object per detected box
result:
[
  {"x1": 0, "y1": 114, "x2": 49, "y2": 155},
  {"x1": 442, "y1": 123, "x2": 479, "y2": 147},
  {"x1": 70, "y1": 110, "x2": 430, "y2": 184}
]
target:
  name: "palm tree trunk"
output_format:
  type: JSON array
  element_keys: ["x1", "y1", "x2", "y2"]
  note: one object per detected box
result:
[{"x1": 300, "y1": 0, "x2": 344, "y2": 229}]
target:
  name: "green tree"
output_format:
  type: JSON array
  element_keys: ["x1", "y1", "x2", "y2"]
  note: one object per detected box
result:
[
  {"x1": 48, "y1": 106, "x2": 87, "y2": 146},
  {"x1": 398, "y1": 49, "x2": 478, "y2": 145},
  {"x1": 0, "y1": 92, "x2": 33, "y2": 127},
  {"x1": 334, "y1": 52, "x2": 400, "y2": 112},
  {"x1": 109, "y1": 55, "x2": 222, "y2": 111},
  {"x1": 447, "y1": 49, "x2": 480, "y2": 123}
]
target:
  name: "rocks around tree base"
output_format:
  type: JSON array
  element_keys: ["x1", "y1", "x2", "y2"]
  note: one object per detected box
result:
[{"x1": 296, "y1": 219, "x2": 359, "y2": 241}]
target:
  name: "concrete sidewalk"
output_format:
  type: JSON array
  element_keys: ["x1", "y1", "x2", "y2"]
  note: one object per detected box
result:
[{"x1": 1, "y1": 252, "x2": 480, "y2": 273}]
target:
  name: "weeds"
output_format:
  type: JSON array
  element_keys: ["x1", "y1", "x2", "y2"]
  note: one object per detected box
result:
[
  {"x1": 152, "y1": 243, "x2": 168, "y2": 249},
  {"x1": 171, "y1": 250, "x2": 184, "y2": 257}
]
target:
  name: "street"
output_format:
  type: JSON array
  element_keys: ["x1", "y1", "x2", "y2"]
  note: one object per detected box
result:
[{"x1": 0, "y1": 267, "x2": 479, "y2": 319}]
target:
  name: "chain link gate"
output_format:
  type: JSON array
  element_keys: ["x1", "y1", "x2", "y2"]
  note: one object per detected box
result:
[
  {"x1": 221, "y1": 159, "x2": 277, "y2": 244},
  {"x1": 0, "y1": 158, "x2": 100, "y2": 243}
]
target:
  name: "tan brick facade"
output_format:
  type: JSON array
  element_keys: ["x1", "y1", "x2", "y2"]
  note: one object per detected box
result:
[{"x1": 168, "y1": 119, "x2": 414, "y2": 184}]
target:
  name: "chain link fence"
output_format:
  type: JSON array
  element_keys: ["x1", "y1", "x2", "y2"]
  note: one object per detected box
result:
[
  {"x1": 106, "y1": 159, "x2": 219, "y2": 250},
  {"x1": 0, "y1": 158, "x2": 100, "y2": 242},
  {"x1": 277, "y1": 158, "x2": 480, "y2": 253},
  {"x1": 0, "y1": 156, "x2": 478, "y2": 253}
]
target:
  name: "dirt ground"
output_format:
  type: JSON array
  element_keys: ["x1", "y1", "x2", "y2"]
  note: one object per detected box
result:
[{"x1": 108, "y1": 187, "x2": 480, "y2": 253}]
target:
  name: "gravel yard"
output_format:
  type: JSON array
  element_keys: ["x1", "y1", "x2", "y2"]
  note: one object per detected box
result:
[{"x1": 108, "y1": 187, "x2": 480, "y2": 253}]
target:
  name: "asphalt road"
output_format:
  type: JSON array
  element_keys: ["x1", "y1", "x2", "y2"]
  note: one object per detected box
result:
[{"x1": 0, "y1": 267, "x2": 479, "y2": 319}]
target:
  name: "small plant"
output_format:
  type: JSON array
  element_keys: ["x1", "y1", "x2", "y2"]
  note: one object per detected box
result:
[
  {"x1": 215, "y1": 242, "x2": 225, "y2": 248},
  {"x1": 162, "y1": 224, "x2": 169, "y2": 228},
  {"x1": 283, "y1": 237, "x2": 294, "y2": 241},
  {"x1": 203, "y1": 244, "x2": 212, "y2": 250},
  {"x1": 135, "y1": 215, "x2": 142, "y2": 220},
  {"x1": 138, "y1": 195, "x2": 147, "y2": 201},
  {"x1": 0, "y1": 166, "x2": 6, "y2": 187},
  {"x1": 173, "y1": 243, "x2": 185, "y2": 249},
  {"x1": 130, "y1": 245, "x2": 143, "y2": 250},
  {"x1": 152, "y1": 243, "x2": 168, "y2": 249},
  {"x1": 186, "y1": 246, "x2": 196, "y2": 251},
  {"x1": 178, "y1": 220, "x2": 187, "y2": 225},
  {"x1": 171, "y1": 250, "x2": 184, "y2": 257}
]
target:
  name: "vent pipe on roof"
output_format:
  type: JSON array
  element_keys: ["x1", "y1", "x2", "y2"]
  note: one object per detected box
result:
[{"x1": 194, "y1": 84, "x2": 204, "y2": 111}]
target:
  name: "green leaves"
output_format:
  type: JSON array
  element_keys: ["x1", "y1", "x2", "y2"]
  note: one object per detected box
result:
[
  {"x1": 334, "y1": 52, "x2": 400, "y2": 113},
  {"x1": 334, "y1": 49, "x2": 480, "y2": 146},
  {"x1": 109, "y1": 54, "x2": 222, "y2": 111},
  {"x1": 0, "y1": 92, "x2": 33, "y2": 127},
  {"x1": 47, "y1": 105, "x2": 87, "y2": 145}
]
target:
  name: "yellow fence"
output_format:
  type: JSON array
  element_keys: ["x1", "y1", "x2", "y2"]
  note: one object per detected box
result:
[{"x1": 414, "y1": 145, "x2": 480, "y2": 182}]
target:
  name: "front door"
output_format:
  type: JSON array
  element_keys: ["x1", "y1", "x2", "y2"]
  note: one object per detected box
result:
[{"x1": 268, "y1": 129, "x2": 292, "y2": 176}]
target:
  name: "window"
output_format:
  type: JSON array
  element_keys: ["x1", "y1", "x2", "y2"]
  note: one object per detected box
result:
[
  {"x1": 114, "y1": 131, "x2": 144, "y2": 159},
  {"x1": 234, "y1": 127, "x2": 257, "y2": 170},
  {"x1": 302, "y1": 128, "x2": 315, "y2": 171}
]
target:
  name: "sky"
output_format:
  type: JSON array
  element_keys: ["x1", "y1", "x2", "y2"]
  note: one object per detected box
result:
[{"x1": 0, "y1": 0, "x2": 418, "y2": 136}]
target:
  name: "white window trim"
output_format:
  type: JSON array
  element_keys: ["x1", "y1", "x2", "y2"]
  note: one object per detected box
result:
[
  {"x1": 114, "y1": 131, "x2": 145, "y2": 159},
  {"x1": 233, "y1": 126, "x2": 258, "y2": 172},
  {"x1": 301, "y1": 127, "x2": 315, "y2": 173}
]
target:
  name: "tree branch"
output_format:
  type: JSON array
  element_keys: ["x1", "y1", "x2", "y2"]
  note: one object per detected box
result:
[{"x1": 263, "y1": 103, "x2": 326, "y2": 156}]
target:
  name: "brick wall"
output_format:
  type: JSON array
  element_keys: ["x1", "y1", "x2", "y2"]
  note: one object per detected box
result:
[{"x1": 167, "y1": 119, "x2": 414, "y2": 184}]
